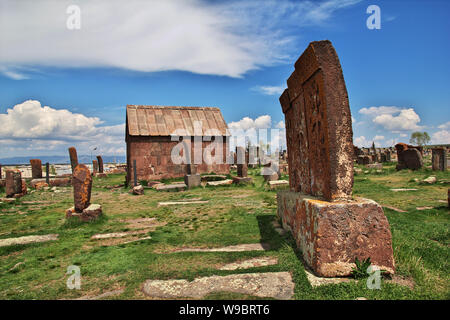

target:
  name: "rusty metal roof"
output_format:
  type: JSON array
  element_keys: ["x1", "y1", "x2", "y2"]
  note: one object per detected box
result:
[{"x1": 126, "y1": 105, "x2": 229, "y2": 136}]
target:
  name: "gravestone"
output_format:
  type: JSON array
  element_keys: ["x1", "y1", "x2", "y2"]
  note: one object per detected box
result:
[
  {"x1": 277, "y1": 40, "x2": 394, "y2": 277},
  {"x1": 45, "y1": 162, "x2": 50, "y2": 184},
  {"x1": 432, "y1": 148, "x2": 447, "y2": 171},
  {"x1": 0, "y1": 164, "x2": 2, "y2": 179},
  {"x1": 233, "y1": 146, "x2": 252, "y2": 184},
  {"x1": 5, "y1": 170, "x2": 26, "y2": 198},
  {"x1": 92, "y1": 160, "x2": 99, "y2": 175},
  {"x1": 184, "y1": 164, "x2": 201, "y2": 189},
  {"x1": 68, "y1": 147, "x2": 78, "y2": 173},
  {"x1": 30, "y1": 159, "x2": 43, "y2": 179},
  {"x1": 66, "y1": 164, "x2": 102, "y2": 221},
  {"x1": 395, "y1": 143, "x2": 423, "y2": 170},
  {"x1": 96, "y1": 155, "x2": 104, "y2": 173}
]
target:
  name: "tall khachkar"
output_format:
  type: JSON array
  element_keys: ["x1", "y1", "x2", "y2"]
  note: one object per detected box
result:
[{"x1": 277, "y1": 40, "x2": 394, "y2": 277}]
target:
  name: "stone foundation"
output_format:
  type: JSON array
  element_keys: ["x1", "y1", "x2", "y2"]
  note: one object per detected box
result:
[
  {"x1": 66, "y1": 204, "x2": 102, "y2": 222},
  {"x1": 277, "y1": 190, "x2": 395, "y2": 277}
]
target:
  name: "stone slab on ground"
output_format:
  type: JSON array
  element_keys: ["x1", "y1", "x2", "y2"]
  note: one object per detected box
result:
[
  {"x1": 0, "y1": 234, "x2": 58, "y2": 247},
  {"x1": 200, "y1": 175, "x2": 227, "y2": 182},
  {"x1": 268, "y1": 180, "x2": 289, "y2": 190},
  {"x1": 172, "y1": 243, "x2": 270, "y2": 253},
  {"x1": 416, "y1": 206, "x2": 433, "y2": 211},
  {"x1": 219, "y1": 257, "x2": 278, "y2": 270},
  {"x1": 304, "y1": 267, "x2": 353, "y2": 287},
  {"x1": 158, "y1": 200, "x2": 209, "y2": 207},
  {"x1": 390, "y1": 188, "x2": 418, "y2": 192},
  {"x1": 66, "y1": 204, "x2": 102, "y2": 222},
  {"x1": 277, "y1": 191, "x2": 395, "y2": 277},
  {"x1": 206, "y1": 179, "x2": 233, "y2": 187},
  {"x1": 142, "y1": 272, "x2": 294, "y2": 299},
  {"x1": 382, "y1": 205, "x2": 407, "y2": 213},
  {"x1": 0, "y1": 198, "x2": 16, "y2": 203},
  {"x1": 232, "y1": 176, "x2": 253, "y2": 185},
  {"x1": 154, "y1": 183, "x2": 187, "y2": 192}
]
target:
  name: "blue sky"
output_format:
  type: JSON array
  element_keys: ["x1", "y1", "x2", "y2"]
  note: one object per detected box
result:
[{"x1": 0, "y1": 0, "x2": 449, "y2": 157}]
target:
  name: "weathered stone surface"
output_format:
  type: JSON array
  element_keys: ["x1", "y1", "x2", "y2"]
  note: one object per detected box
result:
[
  {"x1": 142, "y1": 272, "x2": 294, "y2": 299},
  {"x1": 280, "y1": 40, "x2": 353, "y2": 201},
  {"x1": 34, "y1": 181, "x2": 49, "y2": 190},
  {"x1": 422, "y1": 176, "x2": 437, "y2": 184},
  {"x1": 68, "y1": 147, "x2": 78, "y2": 172},
  {"x1": 237, "y1": 163, "x2": 248, "y2": 178},
  {"x1": 72, "y1": 164, "x2": 92, "y2": 212},
  {"x1": 263, "y1": 172, "x2": 279, "y2": 182},
  {"x1": 30, "y1": 177, "x2": 71, "y2": 188},
  {"x1": 66, "y1": 204, "x2": 102, "y2": 222},
  {"x1": 187, "y1": 163, "x2": 197, "y2": 175},
  {"x1": 268, "y1": 180, "x2": 289, "y2": 190},
  {"x1": 395, "y1": 143, "x2": 423, "y2": 170},
  {"x1": 277, "y1": 191, "x2": 395, "y2": 277},
  {"x1": 219, "y1": 257, "x2": 278, "y2": 270},
  {"x1": 5, "y1": 170, "x2": 23, "y2": 198},
  {"x1": 131, "y1": 185, "x2": 144, "y2": 195},
  {"x1": 201, "y1": 174, "x2": 227, "y2": 182},
  {"x1": 92, "y1": 160, "x2": 99, "y2": 174},
  {"x1": 184, "y1": 174, "x2": 201, "y2": 189},
  {"x1": 432, "y1": 148, "x2": 447, "y2": 171},
  {"x1": 0, "y1": 234, "x2": 58, "y2": 247},
  {"x1": 30, "y1": 159, "x2": 42, "y2": 179},
  {"x1": 366, "y1": 163, "x2": 382, "y2": 170},
  {"x1": 154, "y1": 183, "x2": 187, "y2": 192},
  {"x1": 357, "y1": 155, "x2": 372, "y2": 165},
  {"x1": 232, "y1": 176, "x2": 253, "y2": 185},
  {"x1": 158, "y1": 200, "x2": 209, "y2": 206},
  {"x1": 172, "y1": 243, "x2": 270, "y2": 253},
  {"x1": 206, "y1": 179, "x2": 233, "y2": 186},
  {"x1": 96, "y1": 155, "x2": 104, "y2": 173}
]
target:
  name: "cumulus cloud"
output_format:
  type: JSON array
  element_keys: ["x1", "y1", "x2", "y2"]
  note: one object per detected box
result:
[
  {"x1": 438, "y1": 121, "x2": 450, "y2": 130},
  {"x1": 358, "y1": 106, "x2": 423, "y2": 132},
  {"x1": 228, "y1": 115, "x2": 272, "y2": 130},
  {"x1": 431, "y1": 130, "x2": 450, "y2": 145},
  {"x1": 252, "y1": 85, "x2": 285, "y2": 96},
  {"x1": 0, "y1": 100, "x2": 125, "y2": 157},
  {"x1": 0, "y1": 0, "x2": 360, "y2": 79}
]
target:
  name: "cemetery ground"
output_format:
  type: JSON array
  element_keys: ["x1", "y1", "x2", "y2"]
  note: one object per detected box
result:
[{"x1": 0, "y1": 162, "x2": 448, "y2": 300}]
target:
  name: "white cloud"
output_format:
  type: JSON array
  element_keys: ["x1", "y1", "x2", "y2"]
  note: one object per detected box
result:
[
  {"x1": 275, "y1": 120, "x2": 285, "y2": 129},
  {"x1": 431, "y1": 130, "x2": 450, "y2": 145},
  {"x1": 252, "y1": 85, "x2": 285, "y2": 96},
  {"x1": 438, "y1": 121, "x2": 450, "y2": 130},
  {"x1": 0, "y1": 0, "x2": 360, "y2": 79},
  {"x1": 353, "y1": 136, "x2": 370, "y2": 148},
  {"x1": 0, "y1": 100, "x2": 125, "y2": 156},
  {"x1": 228, "y1": 115, "x2": 272, "y2": 130},
  {"x1": 359, "y1": 106, "x2": 422, "y2": 132},
  {"x1": 373, "y1": 135, "x2": 384, "y2": 141}
]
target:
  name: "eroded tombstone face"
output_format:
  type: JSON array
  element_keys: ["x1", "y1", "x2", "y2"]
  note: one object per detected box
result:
[
  {"x1": 72, "y1": 164, "x2": 92, "y2": 212},
  {"x1": 187, "y1": 163, "x2": 197, "y2": 175},
  {"x1": 5, "y1": 170, "x2": 22, "y2": 197},
  {"x1": 96, "y1": 156, "x2": 104, "y2": 173},
  {"x1": 30, "y1": 159, "x2": 43, "y2": 179},
  {"x1": 236, "y1": 147, "x2": 248, "y2": 177},
  {"x1": 279, "y1": 40, "x2": 353, "y2": 201},
  {"x1": 92, "y1": 160, "x2": 99, "y2": 174},
  {"x1": 432, "y1": 148, "x2": 446, "y2": 171},
  {"x1": 68, "y1": 147, "x2": 79, "y2": 173}
]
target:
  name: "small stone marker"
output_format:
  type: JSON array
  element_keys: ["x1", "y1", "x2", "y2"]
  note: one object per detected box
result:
[
  {"x1": 30, "y1": 159, "x2": 43, "y2": 179},
  {"x1": 133, "y1": 159, "x2": 137, "y2": 187},
  {"x1": 278, "y1": 40, "x2": 394, "y2": 277},
  {"x1": 68, "y1": 147, "x2": 79, "y2": 173},
  {"x1": 92, "y1": 160, "x2": 99, "y2": 175},
  {"x1": 268, "y1": 180, "x2": 289, "y2": 190},
  {"x1": 432, "y1": 148, "x2": 447, "y2": 171},
  {"x1": 45, "y1": 162, "x2": 50, "y2": 184},
  {"x1": 184, "y1": 164, "x2": 201, "y2": 189},
  {"x1": 0, "y1": 164, "x2": 2, "y2": 179},
  {"x1": 66, "y1": 164, "x2": 102, "y2": 221}
]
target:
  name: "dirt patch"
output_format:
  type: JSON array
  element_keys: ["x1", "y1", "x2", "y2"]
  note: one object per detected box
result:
[
  {"x1": 387, "y1": 275, "x2": 415, "y2": 290},
  {"x1": 142, "y1": 272, "x2": 294, "y2": 299},
  {"x1": 120, "y1": 217, "x2": 167, "y2": 230},
  {"x1": 75, "y1": 288, "x2": 125, "y2": 300}
]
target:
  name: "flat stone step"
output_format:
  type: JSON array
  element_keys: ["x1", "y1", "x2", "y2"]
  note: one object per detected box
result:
[
  {"x1": 154, "y1": 183, "x2": 187, "y2": 192},
  {"x1": 219, "y1": 257, "x2": 278, "y2": 270},
  {"x1": 0, "y1": 234, "x2": 58, "y2": 247},
  {"x1": 172, "y1": 243, "x2": 270, "y2": 253},
  {"x1": 206, "y1": 179, "x2": 233, "y2": 187},
  {"x1": 158, "y1": 200, "x2": 209, "y2": 207},
  {"x1": 142, "y1": 272, "x2": 294, "y2": 299}
]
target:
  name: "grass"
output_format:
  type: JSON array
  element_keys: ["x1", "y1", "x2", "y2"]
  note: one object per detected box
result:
[{"x1": 0, "y1": 161, "x2": 449, "y2": 300}]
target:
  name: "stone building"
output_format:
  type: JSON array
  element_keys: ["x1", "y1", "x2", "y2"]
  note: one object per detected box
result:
[{"x1": 125, "y1": 105, "x2": 230, "y2": 184}]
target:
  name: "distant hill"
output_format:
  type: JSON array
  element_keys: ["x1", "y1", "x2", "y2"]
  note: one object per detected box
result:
[{"x1": 0, "y1": 155, "x2": 126, "y2": 165}]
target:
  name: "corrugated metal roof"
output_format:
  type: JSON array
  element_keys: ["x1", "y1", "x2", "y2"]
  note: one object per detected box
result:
[{"x1": 126, "y1": 105, "x2": 229, "y2": 136}]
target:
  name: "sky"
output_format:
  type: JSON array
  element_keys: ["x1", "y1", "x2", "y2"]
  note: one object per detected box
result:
[{"x1": 0, "y1": 0, "x2": 449, "y2": 158}]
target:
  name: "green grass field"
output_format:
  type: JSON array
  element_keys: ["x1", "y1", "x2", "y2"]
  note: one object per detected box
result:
[{"x1": 0, "y1": 161, "x2": 448, "y2": 300}]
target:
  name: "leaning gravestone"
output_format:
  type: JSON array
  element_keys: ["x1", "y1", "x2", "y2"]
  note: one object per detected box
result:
[
  {"x1": 278, "y1": 40, "x2": 394, "y2": 277},
  {"x1": 66, "y1": 164, "x2": 102, "y2": 221},
  {"x1": 30, "y1": 159, "x2": 43, "y2": 179},
  {"x1": 68, "y1": 147, "x2": 79, "y2": 173}
]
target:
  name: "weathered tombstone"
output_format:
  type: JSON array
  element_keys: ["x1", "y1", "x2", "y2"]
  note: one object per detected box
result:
[
  {"x1": 45, "y1": 162, "x2": 50, "y2": 184},
  {"x1": 96, "y1": 155, "x2": 104, "y2": 173},
  {"x1": 277, "y1": 40, "x2": 394, "y2": 277},
  {"x1": 0, "y1": 164, "x2": 2, "y2": 179},
  {"x1": 184, "y1": 164, "x2": 201, "y2": 189},
  {"x1": 66, "y1": 164, "x2": 102, "y2": 221},
  {"x1": 30, "y1": 159, "x2": 43, "y2": 179},
  {"x1": 133, "y1": 159, "x2": 138, "y2": 187},
  {"x1": 395, "y1": 143, "x2": 423, "y2": 170},
  {"x1": 380, "y1": 153, "x2": 387, "y2": 163},
  {"x1": 5, "y1": 170, "x2": 26, "y2": 198},
  {"x1": 385, "y1": 150, "x2": 391, "y2": 162},
  {"x1": 233, "y1": 146, "x2": 252, "y2": 184},
  {"x1": 92, "y1": 160, "x2": 99, "y2": 175},
  {"x1": 68, "y1": 147, "x2": 78, "y2": 173},
  {"x1": 432, "y1": 148, "x2": 447, "y2": 171}
]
